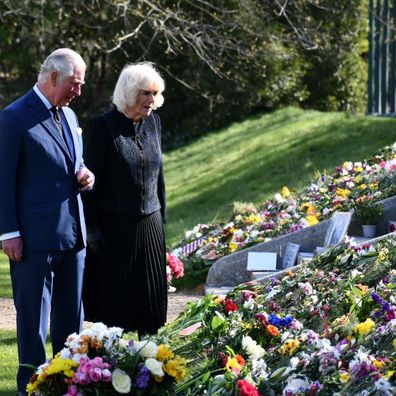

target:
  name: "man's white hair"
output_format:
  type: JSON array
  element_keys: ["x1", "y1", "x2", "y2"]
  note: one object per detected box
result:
[
  {"x1": 112, "y1": 62, "x2": 165, "y2": 112},
  {"x1": 37, "y1": 48, "x2": 86, "y2": 83}
]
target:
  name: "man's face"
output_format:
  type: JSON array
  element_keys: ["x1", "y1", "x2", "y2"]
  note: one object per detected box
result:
[{"x1": 52, "y1": 64, "x2": 86, "y2": 107}]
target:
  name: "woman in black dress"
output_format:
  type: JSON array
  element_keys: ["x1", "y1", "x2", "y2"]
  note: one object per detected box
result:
[{"x1": 82, "y1": 62, "x2": 167, "y2": 336}]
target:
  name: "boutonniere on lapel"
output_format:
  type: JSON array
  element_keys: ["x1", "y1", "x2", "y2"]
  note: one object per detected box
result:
[{"x1": 76, "y1": 127, "x2": 83, "y2": 136}]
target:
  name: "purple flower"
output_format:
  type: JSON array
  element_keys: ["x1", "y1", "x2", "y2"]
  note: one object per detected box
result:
[
  {"x1": 64, "y1": 385, "x2": 82, "y2": 396},
  {"x1": 89, "y1": 367, "x2": 102, "y2": 382},
  {"x1": 134, "y1": 365, "x2": 150, "y2": 389},
  {"x1": 101, "y1": 368, "x2": 112, "y2": 382}
]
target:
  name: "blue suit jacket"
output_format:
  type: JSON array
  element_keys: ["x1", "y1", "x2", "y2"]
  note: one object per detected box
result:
[{"x1": 0, "y1": 89, "x2": 86, "y2": 250}]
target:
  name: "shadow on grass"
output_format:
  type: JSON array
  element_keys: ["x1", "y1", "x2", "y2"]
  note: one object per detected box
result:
[
  {"x1": 0, "y1": 334, "x2": 17, "y2": 345},
  {"x1": 0, "y1": 391, "x2": 16, "y2": 396}
]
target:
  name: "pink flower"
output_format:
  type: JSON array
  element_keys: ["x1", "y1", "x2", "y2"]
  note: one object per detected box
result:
[
  {"x1": 167, "y1": 254, "x2": 185, "y2": 278},
  {"x1": 89, "y1": 367, "x2": 103, "y2": 382},
  {"x1": 237, "y1": 379, "x2": 260, "y2": 396},
  {"x1": 101, "y1": 368, "x2": 112, "y2": 382},
  {"x1": 65, "y1": 385, "x2": 83, "y2": 396}
]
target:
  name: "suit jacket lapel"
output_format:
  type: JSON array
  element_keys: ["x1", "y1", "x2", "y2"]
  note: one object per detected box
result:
[{"x1": 26, "y1": 90, "x2": 73, "y2": 163}]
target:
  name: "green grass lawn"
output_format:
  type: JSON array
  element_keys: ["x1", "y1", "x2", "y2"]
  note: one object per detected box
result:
[
  {"x1": 0, "y1": 330, "x2": 52, "y2": 395},
  {"x1": 164, "y1": 107, "x2": 396, "y2": 246},
  {"x1": 1, "y1": 107, "x2": 396, "y2": 392},
  {"x1": 0, "y1": 330, "x2": 19, "y2": 396}
]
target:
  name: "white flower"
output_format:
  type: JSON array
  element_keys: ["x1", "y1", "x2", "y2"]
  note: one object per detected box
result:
[
  {"x1": 289, "y1": 357, "x2": 299, "y2": 369},
  {"x1": 265, "y1": 288, "x2": 281, "y2": 300},
  {"x1": 322, "y1": 207, "x2": 330, "y2": 216},
  {"x1": 145, "y1": 358, "x2": 164, "y2": 377},
  {"x1": 274, "y1": 193, "x2": 286, "y2": 203},
  {"x1": 283, "y1": 375, "x2": 310, "y2": 395},
  {"x1": 76, "y1": 127, "x2": 83, "y2": 136},
  {"x1": 374, "y1": 378, "x2": 394, "y2": 396},
  {"x1": 112, "y1": 368, "x2": 131, "y2": 394},
  {"x1": 58, "y1": 347, "x2": 72, "y2": 359},
  {"x1": 298, "y1": 282, "x2": 314, "y2": 295},
  {"x1": 243, "y1": 297, "x2": 256, "y2": 310},
  {"x1": 134, "y1": 340, "x2": 158, "y2": 358},
  {"x1": 242, "y1": 336, "x2": 265, "y2": 360},
  {"x1": 251, "y1": 358, "x2": 269, "y2": 380}
]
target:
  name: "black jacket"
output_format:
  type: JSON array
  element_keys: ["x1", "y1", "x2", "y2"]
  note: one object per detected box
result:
[{"x1": 82, "y1": 107, "x2": 166, "y2": 229}]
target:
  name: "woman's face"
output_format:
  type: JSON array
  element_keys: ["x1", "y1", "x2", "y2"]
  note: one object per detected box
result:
[{"x1": 127, "y1": 86, "x2": 159, "y2": 121}]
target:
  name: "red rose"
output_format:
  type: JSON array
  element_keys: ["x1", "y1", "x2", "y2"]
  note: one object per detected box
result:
[
  {"x1": 237, "y1": 379, "x2": 260, "y2": 396},
  {"x1": 224, "y1": 299, "x2": 238, "y2": 312}
]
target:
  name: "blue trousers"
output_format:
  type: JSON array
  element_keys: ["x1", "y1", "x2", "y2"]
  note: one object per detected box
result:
[{"x1": 10, "y1": 246, "x2": 85, "y2": 394}]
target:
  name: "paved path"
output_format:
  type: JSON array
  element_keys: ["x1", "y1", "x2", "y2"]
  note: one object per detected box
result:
[{"x1": 0, "y1": 291, "x2": 202, "y2": 331}]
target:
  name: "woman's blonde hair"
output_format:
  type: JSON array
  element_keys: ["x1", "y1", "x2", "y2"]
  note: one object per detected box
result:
[{"x1": 112, "y1": 62, "x2": 165, "y2": 112}]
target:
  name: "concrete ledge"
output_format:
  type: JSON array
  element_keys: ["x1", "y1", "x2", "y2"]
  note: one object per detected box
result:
[{"x1": 205, "y1": 195, "x2": 396, "y2": 293}]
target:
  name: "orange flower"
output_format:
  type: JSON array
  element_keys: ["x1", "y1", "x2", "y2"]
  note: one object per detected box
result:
[
  {"x1": 266, "y1": 324, "x2": 280, "y2": 337},
  {"x1": 236, "y1": 355, "x2": 245, "y2": 367}
]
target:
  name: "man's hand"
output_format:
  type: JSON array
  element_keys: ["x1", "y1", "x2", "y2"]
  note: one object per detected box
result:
[
  {"x1": 76, "y1": 167, "x2": 95, "y2": 191},
  {"x1": 2, "y1": 237, "x2": 23, "y2": 262}
]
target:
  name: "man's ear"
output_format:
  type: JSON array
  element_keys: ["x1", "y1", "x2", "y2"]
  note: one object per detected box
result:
[{"x1": 50, "y1": 71, "x2": 58, "y2": 87}]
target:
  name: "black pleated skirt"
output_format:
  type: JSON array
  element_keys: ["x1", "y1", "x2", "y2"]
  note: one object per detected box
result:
[{"x1": 83, "y1": 210, "x2": 167, "y2": 335}]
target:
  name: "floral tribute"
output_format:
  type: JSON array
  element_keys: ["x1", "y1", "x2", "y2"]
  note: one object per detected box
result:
[
  {"x1": 173, "y1": 143, "x2": 396, "y2": 277},
  {"x1": 163, "y1": 238, "x2": 396, "y2": 395},
  {"x1": 26, "y1": 323, "x2": 186, "y2": 395},
  {"x1": 166, "y1": 253, "x2": 185, "y2": 291}
]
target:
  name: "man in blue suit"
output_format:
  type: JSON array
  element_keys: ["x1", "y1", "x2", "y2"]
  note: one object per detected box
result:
[{"x1": 0, "y1": 48, "x2": 94, "y2": 395}]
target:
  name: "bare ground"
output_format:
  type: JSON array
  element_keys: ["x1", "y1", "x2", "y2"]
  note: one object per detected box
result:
[{"x1": 0, "y1": 291, "x2": 202, "y2": 331}]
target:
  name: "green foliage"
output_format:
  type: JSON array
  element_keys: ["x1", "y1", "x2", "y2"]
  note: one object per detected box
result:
[
  {"x1": 0, "y1": 1, "x2": 369, "y2": 145},
  {"x1": 354, "y1": 200, "x2": 384, "y2": 225}
]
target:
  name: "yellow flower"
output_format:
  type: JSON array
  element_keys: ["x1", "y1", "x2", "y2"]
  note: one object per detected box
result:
[
  {"x1": 393, "y1": 339, "x2": 396, "y2": 351},
  {"x1": 281, "y1": 186, "x2": 290, "y2": 198},
  {"x1": 306, "y1": 215, "x2": 319, "y2": 226},
  {"x1": 358, "y1": 183, "x2": 367, "y2": 190},
  {"x1": 335, "y1": 188, "x2": 351, "y2": 198},
  {"x1": 355, "y1": 284, "x2": 369, "y2": 294},
  {"x1": 339, "y1": 371, "x2": 350, "y2": 383},
  {"x1": 373, "y1": 359, "x2": 385, "y2": 369},
  {"x1": 354, "y1": 318, "x2": 375, "y2": 336},
  {"x1": 225, "y1": 356, "x2": 242, "y2": 372},
  {"x1": 280, "y1": 339, "x2": 300, "y2": 355},
  {"x1": 355, "y1": 166, "x2": 363, "y2": 172},
  {"x1": 214, "y1": 296, "x2": 223, "y2": 304},
  {"x1": 229, "y1": 242, "x2": 238, "y2": 252},
  {"x1": 245, "y1": 214, "x2": 261, "y2": 224},
  {"x1": 384, "y1": 370, "x2": 394, "y2": 380},
  {"x1": 156, "y1": 344, "x2": 174, "y2": 362},
  {"x1": 164, "y1": 356, "x2": 187, "y2": 383}
]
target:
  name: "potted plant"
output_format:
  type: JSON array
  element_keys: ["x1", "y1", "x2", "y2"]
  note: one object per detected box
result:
[{"x1": 354, "y1": 199, "x2": 384, "y2": 238}]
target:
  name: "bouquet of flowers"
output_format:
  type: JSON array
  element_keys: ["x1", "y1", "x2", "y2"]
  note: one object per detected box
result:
[
  {"x1": 26, "y1": 323, "x2": 186, "y2": 395},
  {"x1": 166, "y1": 253, "x2": 185, "y2": 291}
]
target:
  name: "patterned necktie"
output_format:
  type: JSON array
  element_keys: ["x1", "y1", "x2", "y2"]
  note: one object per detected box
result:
[
  {"x1": 49, "y1": 106, "x2": 75, "y2": 162},
  {"x1": 50, "y1": 106, "x2": 64, "y2": 136}
]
